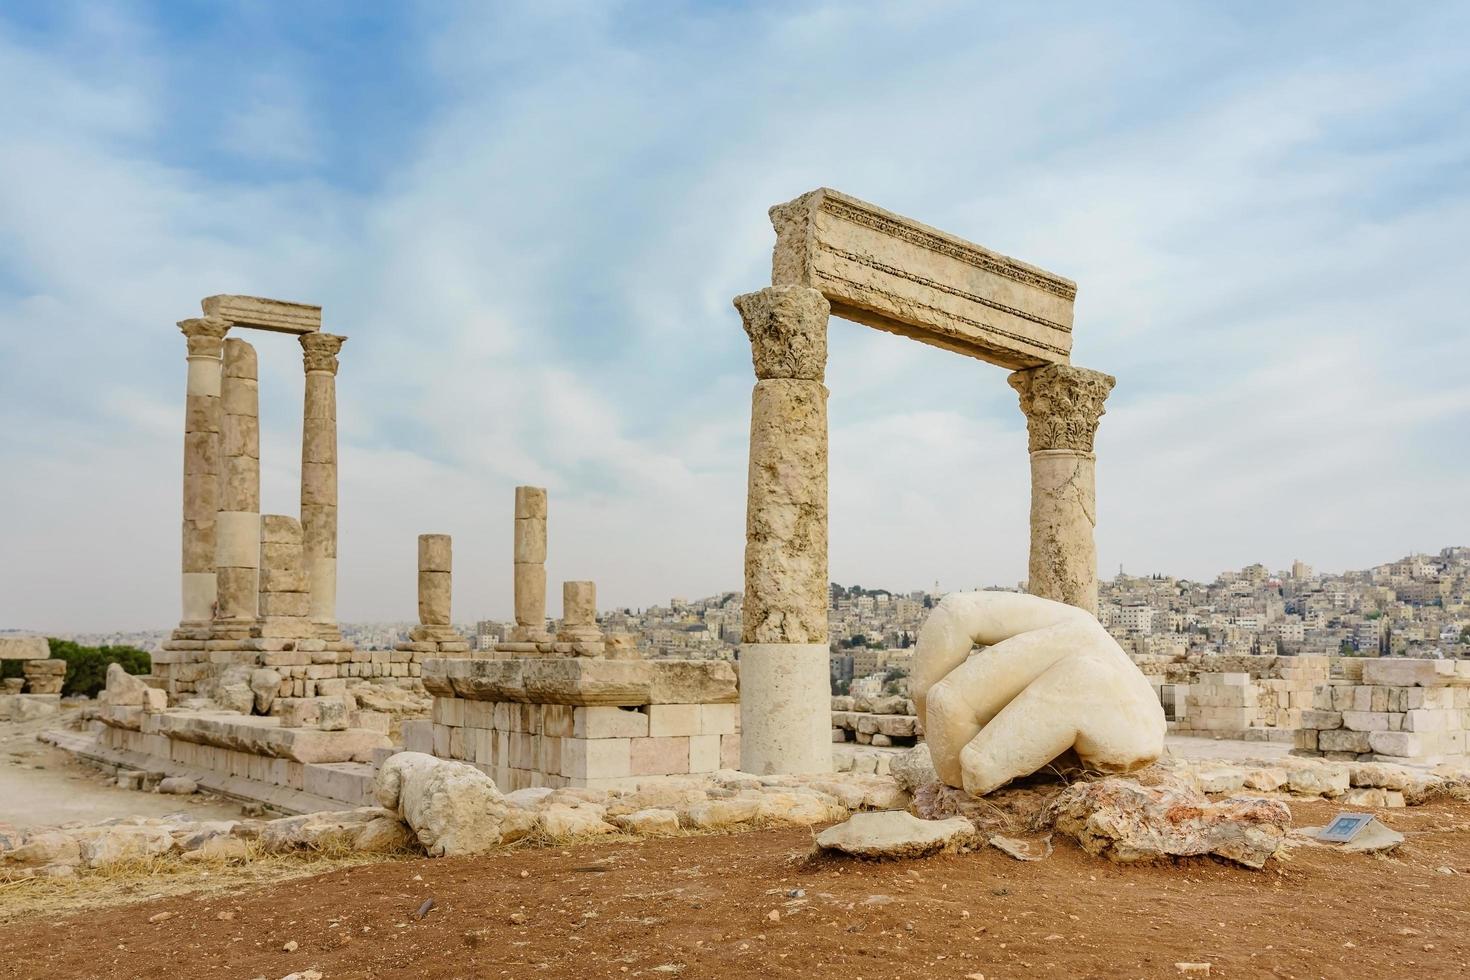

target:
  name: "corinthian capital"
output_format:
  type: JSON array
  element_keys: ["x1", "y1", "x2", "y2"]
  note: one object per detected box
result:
[
  {"x1": 178, "y1": 316, "x2": 231, "y2": 358},
  {"x1": 733, "y1": 285, "x2": 830, "y2": 382},
  {"x1": 1009, "y1": 363, "x2": 1115, "y2": 453},
  {"x1": 300, "y1": 333, "x2": 347, "y2": 375}
]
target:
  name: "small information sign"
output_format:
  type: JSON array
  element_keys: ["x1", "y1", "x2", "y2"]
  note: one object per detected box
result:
[{"x1": 1316, "y1": 812, "x2": 1375, "y2": 843}]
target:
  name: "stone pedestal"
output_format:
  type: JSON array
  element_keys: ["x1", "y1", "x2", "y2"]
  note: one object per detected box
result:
[
  {"x1": 511, "y1": 486, "x2": 550, "y2": 643},
  {"x1": 177, "y1": 317, "x2": 230, "y2": 628},
  {"x1": 399, "y1": 534, "x2": 469, "y2": 659},
  {"x1": 300, "y1": 333, "x2": 345, "y2": 640},
  {"x1": 734, "y1": 285, "x2": 832, "y2": 775},
  {"x1": 1008, "y1": 364, "x2": 1114, "y2": 616},
  {"x1": 213, "y1": 338, "x2": 261, "y2": 634}
]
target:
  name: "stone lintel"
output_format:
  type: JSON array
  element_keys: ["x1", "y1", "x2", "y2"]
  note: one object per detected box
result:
[
  {"x1": 0, "y1": 637, "x2": 50, "y2": 661},
  {"x1": 202, "y1": 295, "x2": 322, "y2": 335},
  {"x1": 769, "y1": 187, "x2": 1075, "y2": 370},
  {"x1": 421, "y1": 658, "x2": 738, "y2": 706}
]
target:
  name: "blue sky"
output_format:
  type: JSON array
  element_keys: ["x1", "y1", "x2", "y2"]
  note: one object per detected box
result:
[{"x1": 1, "y1": 1, "x2": 1467, "y2": 631}]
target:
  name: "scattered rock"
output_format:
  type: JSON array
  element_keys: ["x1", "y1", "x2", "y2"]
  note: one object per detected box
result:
[
  {"x1": 147, "y1": 911, "x2": 173, "y2": 923},
  {"x1": 250, "y1": 669, "x2": 282, "y2": 714},
  {"x1": 538, "y1": 803, "x2": 616, "y2": 839},
  {"x1": 1175, "y1": 964, "x2": 1211, "y2": 976},
  {"x1": 282, "y1": 940, "x2": 299, "y2": 952},
  {"x1": 258, "y1": 808, "x2": 409, "y2": 854},
  {"x1": 815, "y1": 811, "x2": 976, "y2": 859},
  {"x1": 158, "y1": 777, "x2": 198, "y2": 796},
  {"x1": 182, "y1": 836, "x2": 250, "y2": 862},
  {"x1": 989, "y1": 833, "x2": 1052, "y2": 862},
  {"x1": 74, "y1": 825, "x2": 176, "y2": 868},
  {"x1": 1286, "y1": 765, "x2": 1350, "y2": 798},
  {"x1": 1044, "y1": 777, "x2": 1291, "y2": 869},
  {"x1": 101, "y1": 663, "x2": 150, "y2": 707},
  {"x1": 889, "y1": 744, "x2": 938, "y2": 794},
  {"x1": 611, "y1": 808, "x2": 681, "y2": 835}
]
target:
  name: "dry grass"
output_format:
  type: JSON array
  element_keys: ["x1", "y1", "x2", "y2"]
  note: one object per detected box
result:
[{"x1": 0, "y1": 843, "x2": 416, "y2": 925}]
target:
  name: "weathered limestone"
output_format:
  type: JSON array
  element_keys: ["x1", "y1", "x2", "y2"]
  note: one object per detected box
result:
[
  {"x1": 735, "y1": 285, "x2": 832, "y2": 776},
  {"x1": 201, "y1": 295, "x2": 322, "y2": 334},
  {"x1": 252, "y1": 516, "x2": 314, "y2": 640},
  {"x1": 912, "y1": 591, "x2": 1165, "y2": 796},
  {"x1": 399, "y1": 534, "x2": 470, "y2": 658},
  {"x1": 0, "y1": 637, "x2": 51, "y2": 661},
  {"x1": 300, "y1": 333, "x2": 345, "y2": 639},
  {"x1": 21, "y1": 660, "x2": 66, "y2": 695},
  {"x1": 1009, "y1": 364, "x2": 1115, "y2": 616},
  {"x1": 213, "y1": 338, "x2": 261, "y2": 631},
  {"x1": 511, "y1": 487, "x2": 549, "y2": 643},
  {"x1": 177, "y1": 316, "x2": 230, "y2": 626},
  {"x1": 555, "y1": 581, "x2": 605, "y2": 655},
  {"x1": 769, "y1": 188, "x2": 1075, "y2": 369},
  {"x1": 1293, "y1": 660, "x2": 1470, "y2": 767}
]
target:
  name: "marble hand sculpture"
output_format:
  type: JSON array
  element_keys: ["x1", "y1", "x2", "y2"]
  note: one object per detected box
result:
[{"x1": 912, "y1": 591, "x2": 1165, "y2": 796}]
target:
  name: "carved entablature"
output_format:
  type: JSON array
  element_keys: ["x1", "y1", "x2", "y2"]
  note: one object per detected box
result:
[
  {"x1": 733, "y1": 285, "x2": 830, "y2": 382},
  {"x1": 300, "y1": 333, "x2": 347, "y2": 375},
  {"x1": 1009, "y1": 364, "x2": 1116, "y2": 454},
  {"x1": 178, "y1": 316, "x2": 231, "y2": 358},
  {"x1": 769, "y1": 188, "x2": 1075, "y2": 370}
]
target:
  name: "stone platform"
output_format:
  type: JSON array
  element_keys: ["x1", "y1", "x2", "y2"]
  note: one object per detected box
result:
[
  {"x1": 1294, "y1": 658, "x2": 1470, "y2": 768},
  {"x1": 417, "y1": 658, "x2": 741, "y2": 790}
]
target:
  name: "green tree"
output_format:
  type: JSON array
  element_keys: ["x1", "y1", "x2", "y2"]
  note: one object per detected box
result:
[{"x1": 45, "y1": 639, "x2": 151, "y2": 697}]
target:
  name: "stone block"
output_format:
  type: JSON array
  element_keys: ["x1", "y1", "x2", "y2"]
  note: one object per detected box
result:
[
  {"x1": 1341, "y1": 711, "x2": 1390, "y2": 732},
  {"x1": 630, "y1": 736, "x2": 690, "y2": 777},
  {"x1": 1362, "y1": 659, "x2": 1454, "y2": 687},
  {"x1": 201, "y1": 294, "x2": 321, "y2": 334},
  {"x1": 1368, "y1": 730, "x2": 1424, "y2": 758},
  {"x1": 573, "y1": 705, "x2": 649, "y2": 739},
  {"x1": 648, "y1": 703, "x2": 700, "y2": 737},
  {"x1": 698, "y1": 702, "x2": 738, "y2": 736},
  {"x1": 562, "y1": 737, "x2": 631, "y2": 779},
  {"x1": 1404, "y1": 709, "x2": 1449, "y2": 733},
  {"x1": 0, "y1": 637, "x2": 50, "y2": 661},
  {"x1": 258, "y1": 592, "x2": 310, "y2": 618},
  {"x1": 418, "y1": 533, "x2": 452, "y2": 573},
  {"x1": 514, "y1": 518, "x2": 547, "y2": 564},
  {"x1": 689, "y1": 733, "x2": 721, "y2": 772},
  {"x1": 514, "y1": 485, "x2": 547, "y2": 519},
  {"x1": 1318, "y1": 729, "x2": 1372, "y2": 753}
]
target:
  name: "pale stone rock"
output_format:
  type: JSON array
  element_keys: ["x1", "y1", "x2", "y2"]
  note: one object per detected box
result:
[
  {"x1": 158, "y1": 776, "x2": 198, "y2": 795},
  {"x1": 1194, "y1": 767, "x2": 1247, "y2": 795},
  {"x1": 815, "y1": 811, "x2": 976, "y2": 859},
  {"x1": 75, "y1": 826, "x2": 176, "y2": 868},
  {"x1": 754, "y1": 792, "x2": 847, "y2": 826},
  {"x1": 538, "y1": 803, "x2": 616, "y2": 839},
  {"x1": 912, "y1": 592, "x2": 1165, "y2": 795},
  {"x1": 1243, "y1": 768, "x2": 1288, "y2": 792},
  {"x1": 250, "y1": 669, "x2": 282, "y2": 713},
  {"x1": 181, "y1": 836, "x2": 249, "y2": 862},
  {"x1": 103, "y1": 662, "x2": 150, "y2": 707},
  {"x1": 374, "y1": 752, "x2": 508, "y2": 857},
  {"x1": 258, "y1": 807, "x2": 406, "y2": 854},
  {"x1": 142, "y1": 687, "x2": 168, "y2": 713},
  {"x1": 1044, "y1": 778, "x2": 1291, "y2": 869},
  {"x1": 681, "y1": 798, "x2": 761, "y2": 830},
  {"x1": 0, "y1": 637, "x2": 49, "y2": 661},
  {"x1": 4, "y1": 832, "x2": 80, "y2": 868},
  {"x1": 612, "y1": 808, "x2": 681, "y2": 835}
]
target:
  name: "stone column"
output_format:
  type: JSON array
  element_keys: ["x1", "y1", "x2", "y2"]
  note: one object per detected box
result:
[
  {"x1": 1008, "y1": 363, "x2": 1116, "y2": 616},
  {"x1": 417, "y1": 533, "x2": 452, "y2": 626},
  {"x1": 734, "y1": 285, "x2": 832, "y2": 776},
  {"x1": 511, "y1": 487, "x2": 549, "y2": 642},
  {"x1": 556, "y1": 580, "x2": 605, "y2": 655},
  {"x1": 300, "y1": 333, "x2": 346, "y2": 639},
  {"x1": 177, "y1": 316, "x2": 230, "y2": 628},
  {"x1": 255, "y1": 515, "x2": 313, "y2": 639},
  {"x1": 214, "y1": 338, "x2": 261, "y2": 632}
]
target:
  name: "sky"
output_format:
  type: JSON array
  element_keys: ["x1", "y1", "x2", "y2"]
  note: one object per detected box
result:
[{"x1": 1, "y1": 1, "x2": 1467, "y2": 633}]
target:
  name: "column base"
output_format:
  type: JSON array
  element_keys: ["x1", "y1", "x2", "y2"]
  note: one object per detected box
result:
[{"x1": 738, "y1": 642, "x2": 833, "y2": 776}]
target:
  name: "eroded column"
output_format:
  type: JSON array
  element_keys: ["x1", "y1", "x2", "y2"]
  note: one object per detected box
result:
[
  {"x1": 418, "y1": 533, "x2": 452, "y2": 626},
  {"x1": 511, "y1": 487, "x2": 549, "y2": 642},
  {"x1": 255, "y1": 515, "x2": 313, "y2": 639},
  {"x1": 177, "y1": 316, "x2": 230, "y2": 627},
  {"x1": 1008, "y1": 364, "x2": 1115, "y2": 616},
  {"x1": 735, "y1": 285, "x2": 832, "y2": 775},
  {"x1": 213, "y1": 338, "x2": 261, "y2": 633},
  {"x1": 300, "y1": 333, "x2": 345, "y2": 639}
]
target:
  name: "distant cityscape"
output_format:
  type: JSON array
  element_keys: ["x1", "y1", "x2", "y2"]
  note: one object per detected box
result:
[{"x1": 25, "y1": 545, "x2": 1470, "y2": 699}]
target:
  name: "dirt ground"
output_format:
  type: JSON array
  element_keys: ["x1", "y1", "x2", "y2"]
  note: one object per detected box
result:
[
  {"x1": 0, "y1": 798, "x2": 1467, "y2": 980},
  {"x1": 0, "y1": 715, "x2": 244, "y2": 827}
]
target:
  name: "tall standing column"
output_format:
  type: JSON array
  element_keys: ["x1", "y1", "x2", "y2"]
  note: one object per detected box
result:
[
  {"x1": 300, "y1": 333, "x2": 346, "y2": 639},
  {"x1": 1008, "y1": 364, "x2": 1115, "y2": 616},
  {"x1": 177, "y1": 317, "x2": 230, "y2": 628},
  {"x1": 213, "y1": 338, "x2": 261, "y2": 632},
  {"x1": 734, "y1": 285, "x2": 832, "y2": 776},
  {"x1": 511, "y1": 487, "x2": 549, "y2": 643}
]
